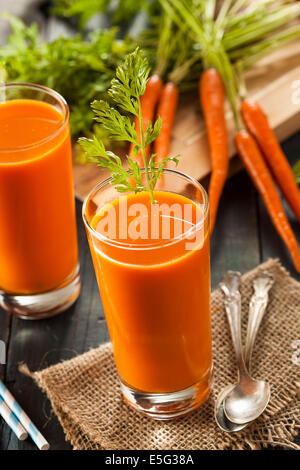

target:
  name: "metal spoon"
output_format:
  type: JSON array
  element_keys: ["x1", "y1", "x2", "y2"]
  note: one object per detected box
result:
[
  {"x1": 217, "y1": 271, "x2": 271, "y2": 426},
  {"x1": 244, "y1": 272, "x2": 274, "y2": 370},
  {"x1": 215, "y1": 272, "x2": 250, "y2": 432},
  {"x1": 215, "y1": 383, "x2": 251, "y2": 432},
  {"x1": 215, "y1": 271, "x2": 274, "y2": 432}
]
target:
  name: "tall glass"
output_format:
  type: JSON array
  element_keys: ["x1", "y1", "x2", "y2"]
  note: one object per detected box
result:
[
  {"x1": 83, "y1": 169, "x2": 212, "y2": 419},
  {"x1": 0, "y1": 83, "x2": 80, "y2": 319}
]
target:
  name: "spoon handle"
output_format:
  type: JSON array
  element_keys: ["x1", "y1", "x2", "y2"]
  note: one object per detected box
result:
[
  {"x1": 219, "y1": 271, "x2": 247, "y2": 376},
  {"x1": 245, "y1": 272, "x2": 274, "y2": 371}
]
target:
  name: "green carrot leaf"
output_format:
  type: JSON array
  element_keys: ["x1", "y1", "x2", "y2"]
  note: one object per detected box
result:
[
  {"x1": 79, "y1": 48, "x2": 179, "y2": 201},
  {"x1": 78, "y1": 134, "x2": 147, "y2": 193},
  {"x1": 144, "y1": 116, "x2": 162, "y2": 147},
  {"x1": 149, "y1": 154, "x2": 179, "y2": 189},
  {"x1": 293, "y1": 160, "x2": 300, "y2": 184},
  {"x1": 0, "y1": 14, "x2": 140, "y2": 137},
  {"x1": 91, "y1": 100, "x2": 137, "y2": 143},
  {"x1": 52, "y1": 0, "x2": 151, "y2": 29}
]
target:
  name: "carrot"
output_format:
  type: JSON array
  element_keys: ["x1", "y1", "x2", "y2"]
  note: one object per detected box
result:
[
  {"x1": 154, "y1": 82, "x2": 179, "y2": 165},
  {"x1": 129, "y1": 74, "x2": 162, "y2": 167},
  {"x1": 235, "y1": 129, "x2": 300, "y2": 273},
  {"x1": 241, "y1": 99, "x2": 300, "y2": 223},
  {"x1": 200, "y1": 68, "x2": 229, "y2": 233}
]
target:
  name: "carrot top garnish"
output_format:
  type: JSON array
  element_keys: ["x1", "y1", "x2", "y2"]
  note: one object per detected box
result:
[
  {"x1": 78, "y1": 48, "x2": 178, "y2": 204},
  {"x1": 128, "y1": 74, "x2": 163, "y2": 166}
]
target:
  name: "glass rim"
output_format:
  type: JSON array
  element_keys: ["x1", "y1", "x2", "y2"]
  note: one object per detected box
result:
[
  {"x1": 0, "y1": 82, "x2": 69, "y2": 152},
  {"x1": 82, "y1": 168, "x2": 209, "y2": 251}
]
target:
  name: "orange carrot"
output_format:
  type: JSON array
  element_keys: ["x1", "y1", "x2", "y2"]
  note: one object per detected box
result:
[
  {"x1": 200, "y1": 68, "x2": 229, "y2": 233},
  {"x1": 241, "y1": 99, "x2": 300, "y2": 223},
  {"x1": 235, "y1": 129, "x2": 300, "y2": 273},
  {"x1": 129, "y1": 74, "x2": 162, "y2": 167},
  {"x1": 154, "y1": 82, "x2": 179, "y2": 165}
]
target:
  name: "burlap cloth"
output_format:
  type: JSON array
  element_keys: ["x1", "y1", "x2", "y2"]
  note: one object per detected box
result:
[{"x1": 24, "y1": 259, "x2": 300, "y2": 449}]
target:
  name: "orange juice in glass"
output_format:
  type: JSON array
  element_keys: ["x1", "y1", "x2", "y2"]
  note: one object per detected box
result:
[
  {"x1": 0, "y1": 83, "x2": 80, "y2": 319},
  {"x1": 83, "y1": 169, "x2": 212, "y2": 419}
]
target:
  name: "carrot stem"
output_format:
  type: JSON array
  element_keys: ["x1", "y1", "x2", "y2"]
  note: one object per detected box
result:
[{"x1": 129, "y1": 74, "x2": 163, "y2": 166}]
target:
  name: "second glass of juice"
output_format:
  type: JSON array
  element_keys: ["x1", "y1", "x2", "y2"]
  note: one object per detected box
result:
[
  {"x1": 0, "y1": 83, "x2": 80, "y2": 319},
  {"x1": 83, "y1": 169, "x2": 212, "y2": 419}
]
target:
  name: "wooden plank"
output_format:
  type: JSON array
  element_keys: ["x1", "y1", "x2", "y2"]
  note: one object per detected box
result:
[
  {"x1": 0, "y1": 312, "x2": 10, "y2": 380},
  {"x1": 210, "y1": 170, "x2": 260, "y2": 290},
  {"x1": 0, "y1": 282, "x2": 12, "y2": 448}
]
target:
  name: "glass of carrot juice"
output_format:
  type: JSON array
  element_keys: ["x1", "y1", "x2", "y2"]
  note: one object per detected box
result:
[
  {"x1": 83, "y1": 168, "x2": 212, "y2": 419},
  {"x1": 0, "y1": 83, "x2": 80, "y2": 319}
]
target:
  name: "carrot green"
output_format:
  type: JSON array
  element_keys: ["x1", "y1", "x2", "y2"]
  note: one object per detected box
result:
[{"x1": 79, "y1": 48, "x2": 178, "y2": 203}]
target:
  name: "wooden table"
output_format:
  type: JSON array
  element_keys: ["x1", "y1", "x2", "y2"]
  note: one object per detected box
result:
[{"x1": 0, "y1": 132, "x2": 299, "y2": 450}]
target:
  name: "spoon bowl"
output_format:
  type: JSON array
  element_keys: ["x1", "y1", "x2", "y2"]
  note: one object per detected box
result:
[
  {"x1": 215, "y1": 385, "x2": 251, "y2": 432},
  {"x1": 215, "y1": 271, "x2": 272, "y2": 431},
  {"x1": 223, "y1": 377, "x2": 270, "y2": 424}
]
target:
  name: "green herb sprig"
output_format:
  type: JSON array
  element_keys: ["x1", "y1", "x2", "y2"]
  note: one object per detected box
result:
[
  {"x1": 293, "y1": 160, "x2": 300, "y2": 184},
  {"x1": 79, "y1": 48, "x2": 178, "y2": 203},
  {"x1": 0, "y1": 13, "x2": 138, "y2": 137},
  {"x1": 52, "y1": 0, "x2": 155, "y2": 30}
]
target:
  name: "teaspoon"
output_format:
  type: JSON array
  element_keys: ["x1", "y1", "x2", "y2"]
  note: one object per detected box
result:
[{"x1": 215, "y1": 271, "x2": 272, "y2": 430}]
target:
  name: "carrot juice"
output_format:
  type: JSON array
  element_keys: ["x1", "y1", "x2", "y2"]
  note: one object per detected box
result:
[
  {"x1": 83, "y1": 169, "x2": 212, "y2": 419},
  {"x1": 0, "y1": 83, "x2": 80, "y2": 319}
]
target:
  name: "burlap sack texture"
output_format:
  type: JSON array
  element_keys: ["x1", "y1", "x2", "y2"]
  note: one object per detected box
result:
[{"x1": 24, "y1": 259, "x2": 300, "y2": 450}]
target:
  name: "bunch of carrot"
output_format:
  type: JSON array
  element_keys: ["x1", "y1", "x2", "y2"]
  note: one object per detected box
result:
[
  {"x1": 133, "y1": 0, "x2": 300, "y2": 272},
  {"x1": 235, "y1": 110, "x2": 300, "y2": 273},
  {"x1": 199, "y1": 15, "x2": 300, "y2": 272},
  {"x1": 200, "y1": 67, "x2": 300, "y2": 272}
]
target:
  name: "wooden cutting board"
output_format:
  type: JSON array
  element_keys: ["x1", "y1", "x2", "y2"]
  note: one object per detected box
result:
[{"x1": 73, "y1": 41, "x2": 300, "y2": 201}]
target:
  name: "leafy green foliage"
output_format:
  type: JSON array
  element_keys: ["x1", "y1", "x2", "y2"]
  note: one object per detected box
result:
[
  {"x1": 0, "y1": 9, "x2": 200, "y2": 147},
  {"x1": 91, "y1": 100, "x2": 137, "y2": 142},
  {"x1": 148, "y1": 152, "x2": 179, "y2": 189},
  {"x1": 79, "y1": 48, "x2": 178, "y2": 201},
  {"x1": 79, "y1": 135, "x2": 146, "y2": 193},
  {"x1": 0, "y1": 14, "x2": 137, "y2": 136},
  {"x1": 53, "y1": 0, "x2": 110, "y2": 29},
  {"x1": 108, "y1": 51, "x2": 150, "y2": 114},
  {"x1": 144, "y1": 117, "x2": 162, "y2": 147},
  {"x1": 52, "y1": 0, "x2": 156, "y2": 29},
  {"x1": 78, "y1": 134, "x2": 143, "y2": 191},
  {"x1": 293, "y1": 160, "x2": 300, "y2": 184}
]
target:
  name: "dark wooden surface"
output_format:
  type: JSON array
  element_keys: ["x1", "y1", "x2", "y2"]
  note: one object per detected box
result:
[{"x1": 0, "y1": 132, "x2": 299, "y2": 450}]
